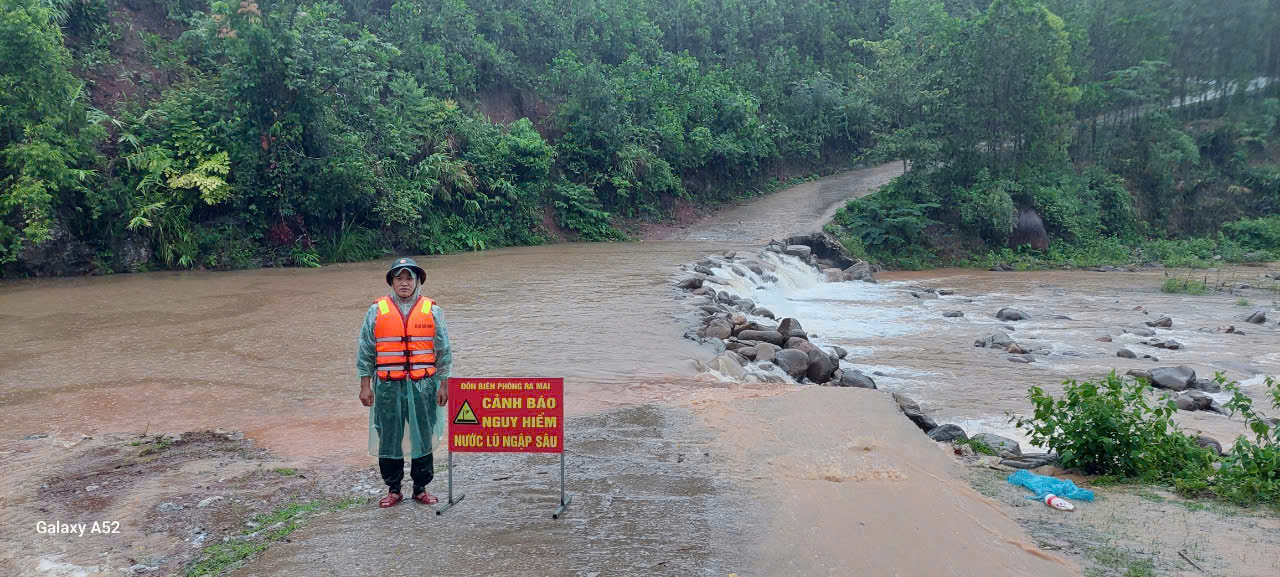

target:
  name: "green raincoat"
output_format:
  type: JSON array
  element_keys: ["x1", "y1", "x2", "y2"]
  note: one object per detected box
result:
[{"x1": 357, "y1": 300, "x2": 452, "y2": 459}]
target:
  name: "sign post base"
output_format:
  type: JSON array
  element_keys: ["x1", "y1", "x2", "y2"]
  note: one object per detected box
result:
[
  {"x1": 435, "y1": 450, "x2": 465, "y2": 516},
  {"x1": 551, "y1": 449, "x2": 571, "y2": 519}
]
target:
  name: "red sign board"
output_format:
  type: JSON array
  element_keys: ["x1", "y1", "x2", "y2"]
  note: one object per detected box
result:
[{"x1": 447, "y1": 377, "x2": 564, "y2": 453}]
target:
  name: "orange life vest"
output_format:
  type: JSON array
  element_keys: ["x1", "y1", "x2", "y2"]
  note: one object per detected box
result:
[{"x1": 372, "y1": 295, "x2": 437, "y2": 381}]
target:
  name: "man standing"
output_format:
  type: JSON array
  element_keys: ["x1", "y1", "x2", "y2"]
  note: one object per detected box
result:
[{"x1": 358, "y1": 257, "x2": 452, "y2": 507}]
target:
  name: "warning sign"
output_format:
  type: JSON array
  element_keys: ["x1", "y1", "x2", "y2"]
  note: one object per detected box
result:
[
  {"x1": 453, "y1": 400, "x2": 478, "y2": 425},
  {"x1": 447, "y1": 378, "x2": 564, "y2": 454}
]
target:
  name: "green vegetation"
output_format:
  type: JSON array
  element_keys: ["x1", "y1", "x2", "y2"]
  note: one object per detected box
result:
[
  {"x1": 1237, "y1": 298, "x2": 1251, "y2": 306},
  {"x1": 1014, "y1": 373, "x2": 1280, "y2": 508},
  {"x1": 7, "y1": 0, "x2": 1280, "y2": 276},
  {"x1": 184, "y1": 496, "x2": 363, "y2": 577},
  {"x1": 3, "y1": 0, "x2": 890, "y2": 276},
  {"x1": 954, "y1": 436, "x2": 997, "y2": 456},
  {"x1": 824, "y1": 0, "x2": 1280, "y2": 269},
  {"x1": 271, "y1": 467, "x2": 296, "y2": 476},
  {"x1": 1161, "y1": 277, "x2": 1209, "y2": 295}
]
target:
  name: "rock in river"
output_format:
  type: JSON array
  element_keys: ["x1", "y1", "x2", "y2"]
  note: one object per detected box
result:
[
  {"x1": 996, "y1": 308, "x2": 1031, "y2": 321},
  {"x1": 737, "y1": 329, "x2": 785, "y2": 346},
  {"x1": 927, "y1": 424, "x2": 967, "y2": 443},
  {"x1": 974, "y1": 332, "x2": 1014, "y2": 349},
  {"x1": 774, "y1": 349, "x2": 810, "y2": 380},
  {"x1": 834, "y1": 368, "x2": 876, "y2": 389},
  {"x1": 971, "y1": 433, "x2": 1021, "y2": 458},
  {"x1": 1149, "y1": 366, "x2": 1196, "y2": 391},
  {"x1": 806, "y1": 348, "x2": 837, "y2": 383}
]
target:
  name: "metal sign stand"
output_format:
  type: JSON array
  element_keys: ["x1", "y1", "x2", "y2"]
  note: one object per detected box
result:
[
  {"x1": 553, "y1": 449, "x2": 572, "y2": 519},
  {"x1": 434, "y1": 451, "x2": 465, "y2": 515},
  {"x1": 435, "y1": 448, "x2": 572, "y2": 518}
]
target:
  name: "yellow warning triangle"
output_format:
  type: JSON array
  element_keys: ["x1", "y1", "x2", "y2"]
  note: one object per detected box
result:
[{"x1": 453, "y1": 400, "x2": 479, "y2": 425}]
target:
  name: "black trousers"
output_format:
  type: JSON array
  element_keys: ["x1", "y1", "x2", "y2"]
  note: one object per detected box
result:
[{"x1": 379, "y1": 453, "x2": 433, "y2": 494}]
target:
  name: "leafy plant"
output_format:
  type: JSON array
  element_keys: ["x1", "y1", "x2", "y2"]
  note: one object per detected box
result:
[
  {"x1": 1217, "y1": 376, "x2": 1280, "y2": 507},
  {"x1": 1161, "y1": 277, "x2": 1209, "y2": 295},
  {"x1": 1012, "y1": 372, "x2": 1214, "y2": 483}
]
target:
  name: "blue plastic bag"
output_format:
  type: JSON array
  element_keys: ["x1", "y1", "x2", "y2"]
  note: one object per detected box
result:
[{"x1": 1007, "y1": 469, "x2": 1094, "y2": 501}]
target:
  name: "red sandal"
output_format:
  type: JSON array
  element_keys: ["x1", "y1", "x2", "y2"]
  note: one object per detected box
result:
[
  {"x1": 378, "y1": 492, "x2": 404, "y2": 508},
  {"x1": 412, "y1": 491, "x2": 439, "y2": 505}
]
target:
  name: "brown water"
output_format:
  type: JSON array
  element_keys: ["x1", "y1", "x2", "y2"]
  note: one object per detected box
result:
[{"x1": 0, "y1": 242, "x2": 755, "y2": 464}]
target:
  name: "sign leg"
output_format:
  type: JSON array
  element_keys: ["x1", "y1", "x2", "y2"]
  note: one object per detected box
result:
[
  {"x1": 435, "y1": 450, "x2": 465, "y2": 515},
  {"x1": 552, "y1": 450, "x2": 572, "y2": 519}
]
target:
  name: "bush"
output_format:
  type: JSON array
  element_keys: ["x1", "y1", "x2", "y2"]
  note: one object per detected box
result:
[
  {"x1": 1161, "y1": 277, "x2": 1209, "y2": 294},
  {"x1": 1013, "y1": 372, "x2": 1214, "y2": 483},
  {"x1": 1221, "y1": 215, "x2": 1280, "y2": 253},
  {"x1": 827, "y1": 175, "x2": 938, "y2": 268},
  {"x1": 1217, "y1": 376, "x2": 1280, "y2": 507}
]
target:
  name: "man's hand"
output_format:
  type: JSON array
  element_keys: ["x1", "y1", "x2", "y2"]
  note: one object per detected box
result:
[
  {"x1": 360, "y1": 377, "x2": 373, "y2": 407},
  {"x1": 436, "y1": 384, "x2": 448, "y2": 407}
]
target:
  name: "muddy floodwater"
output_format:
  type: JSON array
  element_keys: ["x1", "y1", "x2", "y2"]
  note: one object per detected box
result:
[{"x1": 3, "y1": 161, "x2": 1278, "y2": 577}]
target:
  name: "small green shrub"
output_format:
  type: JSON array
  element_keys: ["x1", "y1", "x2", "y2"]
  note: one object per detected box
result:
[
  {"x1": 1216, "y1": 376, "x2": 1280, "y2": 507},
  {"x1": 1161, "y1": 277, "x2": 1209, "y2": 294},
  {"x1": 1012, "y1": 372, "x2": 1214, "y2": 483},
  {"x1": 955, "y1": 436, "x2": 997, "y2": 456}
]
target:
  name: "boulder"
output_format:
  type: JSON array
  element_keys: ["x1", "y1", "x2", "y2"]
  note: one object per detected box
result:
[
  {"x1": 828, "y1": 345, "x2": 849, "y2": 359},
  {"x1": 1097, "y1": 336, "x2": 1112, "y2": 342},
  {"x1": 972, "y1": 433, "x2": 1021, "y2": 458},
  {"x1": 1145, "y1": 315, "x2": 1173, "y2": 328},
  {"x1": 722, "y1": 250, "x2": 737, "y2": 259},
  {"x1": 823, "y1": 268, "x2": 844, "y2": 282},
  {"x1": 735, "y1": 299, "x2": 756, "y2": 313},
  {"x1": 842, "y1": 260, "x2": 875, "y2": 282},
  {"x1": 737, "y1": 330, "x2": 785, "y2": 346},
  {"x1": 724, "y1": 350, "x2": 748, "y2": 366},
  {"x1": 901, "y1": 408, "x2": 938, "y2": 433},
  {"x1": 784, "y1": 337, "x2": 817, "y2": 354},
  {"x1": 13, "y1": 217, "x2": 95, "y2": 276},
  {"x1": 927, "y1": 424, "x2": 967, "y2": 443},
  {"x1": 1176, "y1": 390, "x2": 1220, "y2": 413},
  {"x1": 716, "y1": 291, "x2": 735, "y2": 304},
  {"x1": 1147, "y1": 339, "x2": 1182, "y2": 350},
  {"x1": 783, "y1": 232, "x2": 861, "y2": 270},
  {"x1": 691, "y1": 286, "x2": 715, "y2": 297},
  {"x1": 1118, "y1": 348, "x2": 1137, "y2": 359},
  {"x1": 1149, "y1": 366, "x2": 1196, "y2": 391},
  {"x1": 774, "y1": 349, "x2": 810, "y2": 380},
  {"x1": 1126, "y1": 369, "x2": 1152, "y2": 380},
  {"x1": 806, "y1": 349, "x2": 837, "y2": 383},
  {"x1": 1192, "y1": 378, "x2": 1221, "y2": 393},
  {"x1": 1007, "y1": 355, "x2": 1035, "y2": 364},
  {"x1": 708, "y1": 355, "x2": 746, "y2": 379},
  {"x1": 736, "y1": 346, "x2": 758, "y2": 361},
  {"x1": 1009, "y1": 207, "x2": 1049, "y2": 251},
  {"x1": 754, "y1": 342, "x2": 779, "y2": 363},
  {"x1": 996, "y1": 308, "x2": 1031, "y2": 321},
  {"x1": 750, "y1": 307, "x2": 775, "y2": 319},
  {"x1": 1195, "y1": 435, "x2": 1224, "y2": 456},
  {"x1": 974, "y1": 332, "x2": 1014, "y2": 349},
  {"x1": 783, "y1": 245, "x2": 812, "y2": 260},
  {"x1": 676, "y1": 276, "x2": 704, "y2": 290},
  {"x1": 1006, "y1": 343, "x2": 1027, "y2": 354},
  {"x1": 1001, "y1": 453, "x2": 1058, "y2": 469},
  {"x1": 943, "y1": 311, "x2": 964, "y2": 318},
  {"x1": 777, "y1": 318, "x2": 805, "y2": 339},
  {"x1": 705, "y1": 320, "x2": 732, "y2": 340},
  {"x1": 730, "y1": 313, "x2": 748, "y2": 326},
  {"x1": 892, "y1": 393, "x2": 919, "y2": 411},
  {"x1": 694, "y1": 264, "x2": 714, "y2": 276},
  {"x1": 835, "y1": 368, "x2": 876, "y2": 389},
  {"x1": 1244, "y1": 310, "x2": 1267, "y2": 324}
]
